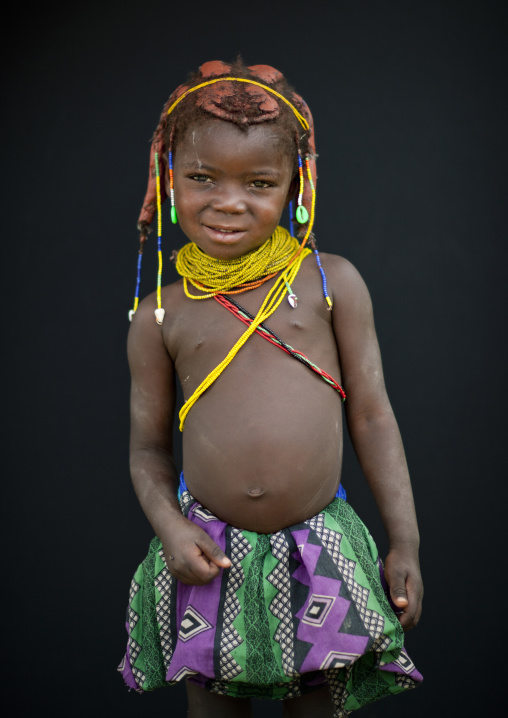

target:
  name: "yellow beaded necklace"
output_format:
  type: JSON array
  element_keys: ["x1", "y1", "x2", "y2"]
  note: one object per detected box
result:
[
  {"x1": 176, "y1": 226, "x2": 303, "y2": 299},
  {"x1": 175, "y1": 226, "x2": 311, "y2": 430}
]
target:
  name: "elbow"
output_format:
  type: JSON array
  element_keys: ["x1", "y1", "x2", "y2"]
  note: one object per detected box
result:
[
  {"x1": 346, "y1": 406, "x2": 398, "y2": 436},
  {"x1": 129, "y1": 445, "x2": 174, "y2": 475}
]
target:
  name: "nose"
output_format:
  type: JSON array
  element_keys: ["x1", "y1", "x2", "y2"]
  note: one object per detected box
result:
[{"x1": 210, "y1": 184, "x2": 247, "y2": 214}]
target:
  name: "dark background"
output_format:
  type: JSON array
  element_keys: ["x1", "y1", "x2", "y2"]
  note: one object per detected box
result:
[{"x1": 4, "y1": 1, "x2": 506, "y2": 715}]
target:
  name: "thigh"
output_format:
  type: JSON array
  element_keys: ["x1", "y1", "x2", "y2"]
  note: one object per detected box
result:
[
  {"x1": 186, "y1": 681, "x2": 254, "y2": 718},
  {"x1": 282, "y1": 686, "x2": 334, "y2": 718}
]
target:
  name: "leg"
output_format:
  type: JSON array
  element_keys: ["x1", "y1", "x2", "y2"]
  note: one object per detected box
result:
[
  {"x1": 282, "y1": 686, "x2": 335, "y2": 718},
  {"x1": 186, "y1": 681, "x2": 254, "y2": 718}
]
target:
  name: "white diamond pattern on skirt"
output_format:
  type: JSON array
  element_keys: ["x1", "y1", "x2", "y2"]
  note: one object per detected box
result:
[
  {"x1": 129, "y1": 579, "x2": 140, "y2": 603},
  {"x1": 219, "y1": 528, "x2": 251, "y2": 681},
  {"x1": 128, "y1": 579, "x2": 141, "y2": 633},
  {"x1": 371, "y1": 634, "x2": 392, "y2": 660},
  {"x1": 310, "y1": 513, "x2": 385, "y2": 639},
  {"x1": 267, "y1": 531, "x2": 296, "y2": 677},
  {"x1": 179, "y1": 606, "x2": 213, "y2": 642},
  {"x1": 155, "y1": 548, "x2": 176, "y2": 669},
  {"x1": 308, "y1": 514, "x2": 343, "y2": 563},
  {"x1": 128, "y1": 636, "x2": 146, "y2": 687},
  {"x1": 325, "y1": 667, "x2": 350, "y2": 718},
  {"x1": 208, "y1": 679, "x2": 231, "y2": 695},
  {"x1": 128, "y1": 606, "x2": 140, "y2": 631},
  {"x1": 131, "y1": 664, "x2": 147, "y2": 687},
  {"x1": 281, "y1": 677, "x2": 302, "y2": 699},
  {"x1": 395, "y1": 674, "x2": 417, "y2": 689},
  {"x1": 128, "y1": 636, "x2": 142, "y2": 663}
]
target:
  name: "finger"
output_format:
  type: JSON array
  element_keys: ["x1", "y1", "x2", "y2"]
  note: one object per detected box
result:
[
  {"x1": 404, "y1": 578, "x2": 423, "y2": 629},
  {"x1": 169, "y1": 554, "x2": 221, "y2": 585},
  {"x1": 189, "y1": 553, "x2": 222, "y2": 583},
  {"x1": 163, "y1": 542, "x2": 218, "y2": 583},
  {"x1": 197, "y1": 535, "x2": 231, "y2": 569},
  {"x1": 181, "y1": 564, "x2": 221, "y2": 585},
  {"x1": 397, "y1": 586, "x2": 421, "y2": 632},
  {"x1": 398, "y1": 606, "x2": 416, "y2": 631},
  {"x1": 387, "y1": 566, "x2": 409, "y2": 608}
]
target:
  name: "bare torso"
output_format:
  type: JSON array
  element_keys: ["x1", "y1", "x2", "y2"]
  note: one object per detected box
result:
[
  {"x1": 162, "y1": 254, "x2": 344, "y2": 533},
  {"x1": 129, "y1": 247, "x2": 422, "y2": 630}
]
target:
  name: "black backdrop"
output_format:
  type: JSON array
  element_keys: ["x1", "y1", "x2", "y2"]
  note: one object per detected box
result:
[{"x1": 4, "y1": 1, "x2": 507, "y2": 715}]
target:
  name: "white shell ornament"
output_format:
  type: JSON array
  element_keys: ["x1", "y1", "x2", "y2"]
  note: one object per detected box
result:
[
  {"x1": 154, "y1": 308, "x2": 166, "y2": 325},
  {"x1": 288, "y1": 294, "x2": 298, "y2": 309},
  {"x1": 128, "y1": 309, "x2": 135, "y2": 322}
]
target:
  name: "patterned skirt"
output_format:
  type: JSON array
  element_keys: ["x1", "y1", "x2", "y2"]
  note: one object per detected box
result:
[{"x1": 118, "y1": 488, "x2": 422, "y2": 716}]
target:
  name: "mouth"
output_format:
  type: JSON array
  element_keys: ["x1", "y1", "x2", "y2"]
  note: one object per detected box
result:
[{"x1": 203, "y1": 225, "x2": 247, "y2": 242}]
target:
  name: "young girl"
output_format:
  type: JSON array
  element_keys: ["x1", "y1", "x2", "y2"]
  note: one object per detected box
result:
[{"x1": 118, "y1": 59, "x2": 423, "y2": 717}]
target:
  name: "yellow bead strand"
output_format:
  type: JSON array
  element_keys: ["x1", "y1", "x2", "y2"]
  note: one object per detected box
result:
[
  {"x1": 175, "y1": 156, "x2": 317, "y2": 430},
  {"x1": 176, "y1": 227, "x2": 301, "y2": 299},
  {"x1": 178, "y1": 242, "x2": 310, "y2": 430},
  {"x1": 154, "y1": 152, "x2": 165, "y2": 324},
  {"x1": 166, "y1": 77, "x2": 310, "y2": 131}
]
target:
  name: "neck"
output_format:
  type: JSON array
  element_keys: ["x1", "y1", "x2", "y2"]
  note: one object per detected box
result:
[{"x1": 175, "y1": 226, "x2": 304, "y2": 298}]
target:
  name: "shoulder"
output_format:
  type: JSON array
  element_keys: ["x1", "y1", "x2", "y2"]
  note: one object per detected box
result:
[
  {"x1": 127, "y1": 280, "x2": 183, "y2": 360},
  {"x1": 315, "y1": 252, "x2": 372, "y2": 309},
  {"x1": 129, "y1": 279, "x2": 184, "y2": 327}
]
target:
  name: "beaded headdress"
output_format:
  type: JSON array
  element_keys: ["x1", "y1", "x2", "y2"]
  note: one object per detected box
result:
[{"x1": 129, "y1": 60, "x2": 327, "y2": 324}]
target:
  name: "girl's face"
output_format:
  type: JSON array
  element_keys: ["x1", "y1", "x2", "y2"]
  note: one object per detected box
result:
[{"x1": 168, "y1": 119, "x2": 296, "y2": 260}]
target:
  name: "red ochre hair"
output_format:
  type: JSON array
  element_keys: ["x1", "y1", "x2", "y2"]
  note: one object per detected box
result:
[{"x1": 137, "y1": 59, "x2": 317, "y2": 242}]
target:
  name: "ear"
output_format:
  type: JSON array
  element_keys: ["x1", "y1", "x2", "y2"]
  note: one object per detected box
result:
[{"x1": 284, "y1": 174, "x2": 299, "y2": 208}]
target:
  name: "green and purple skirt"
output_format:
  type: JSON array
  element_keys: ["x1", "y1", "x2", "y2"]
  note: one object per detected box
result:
[{"x1": 118, "y1": 487, "x2": 422, "y2": 716}]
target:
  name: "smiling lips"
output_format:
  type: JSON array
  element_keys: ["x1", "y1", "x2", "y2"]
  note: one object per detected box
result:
[
  {"x1": 203, "y1": 225, "x2": 247, "y2": 241},
  {"x1": 206, "y1": 225, "x2": 245, "y2": 233}
]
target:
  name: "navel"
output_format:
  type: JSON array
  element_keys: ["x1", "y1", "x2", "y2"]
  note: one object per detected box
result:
[{"x1": 247, "y1": 487, "x2": 265, "y2": 498}]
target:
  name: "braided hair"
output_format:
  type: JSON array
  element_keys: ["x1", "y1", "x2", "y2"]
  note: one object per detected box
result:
[{"x1": 137, "y1": 59, "x2": 316, "y2": 242}]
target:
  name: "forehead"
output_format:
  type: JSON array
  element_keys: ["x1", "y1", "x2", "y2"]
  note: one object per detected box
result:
[{"x1": 175, "y1": 119, "x2": 294, "y2": 171}]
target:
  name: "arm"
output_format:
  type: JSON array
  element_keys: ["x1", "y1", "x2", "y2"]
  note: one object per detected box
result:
[
  {"x1": 329, "y1": 256, "x2": 423, "y2": 630},
  {"x1": 128, "y1": 295, "x2": 230, "y2": 584}
]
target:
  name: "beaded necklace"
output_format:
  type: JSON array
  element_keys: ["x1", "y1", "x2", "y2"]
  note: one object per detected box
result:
[
  {"x1": 214, "y1": 293, "x2": 346, "y2": 400},
  {"x1": 175, "y1": 226, "x2": 311, "y2": 430},
  {"x1": 176, "y1": 227, "x2": 304, "y2": 299}
]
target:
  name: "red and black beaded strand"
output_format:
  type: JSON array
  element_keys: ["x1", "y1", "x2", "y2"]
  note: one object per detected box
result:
[{"x1": 214, "y1": 294, "x2": 346, "y2": 401}]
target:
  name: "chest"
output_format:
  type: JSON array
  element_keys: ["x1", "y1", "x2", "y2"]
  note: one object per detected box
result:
[{"x1": 165, "y1": 269, "x2": 338, "y2": 388}]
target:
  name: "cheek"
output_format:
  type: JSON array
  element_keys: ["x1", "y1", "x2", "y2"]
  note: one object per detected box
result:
[
  {"x1": 263, "y1": 190, "x2": 291, "y2": 216},
  {"x1": 254, "y1": 201, "x2": 287, "y2": 232},
  {"x1": 175, "y1": 187, "x2": 204, "y2": 215},
  {"x1": 258, "y1": 202, "x2": 281, "y2": 220}
]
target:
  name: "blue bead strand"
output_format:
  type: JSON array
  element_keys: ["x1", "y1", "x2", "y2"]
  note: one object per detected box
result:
[
  {"x1": 313, "y1": 248, "x2": 332, "y2": 305},
  {"x1": 135, "y1": 252, "x2": 143, "y2": 300}
]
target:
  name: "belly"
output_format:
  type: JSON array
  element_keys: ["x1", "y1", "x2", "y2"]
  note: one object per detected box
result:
[{"x1": 181, "y1": 360, "x2": 344, "y2": 533}]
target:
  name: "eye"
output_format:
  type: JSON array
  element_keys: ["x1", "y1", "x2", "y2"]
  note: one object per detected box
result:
[
  {"x1": 251, "y1": 180, "x2": 273, "y2": 189},
  {"x1": 189, "y1": 174, "x2": 213, "y2": 183}
]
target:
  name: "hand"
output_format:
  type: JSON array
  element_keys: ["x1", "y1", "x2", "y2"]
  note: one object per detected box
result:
[
  {"x1": 160, "y1": 516, "x2": 231, "y2": 585},
  {"x1": 383, "y1": 545, "x2": 423, "y2": 632}
]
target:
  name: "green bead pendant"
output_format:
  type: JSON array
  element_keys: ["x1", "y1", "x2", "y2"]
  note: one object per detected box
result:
[
  {"x1": 171, "y1": 206, "x2": 178, "y2": 224},
  {"x1": 296, "y1": 205, "x2": 309, "y2": 224}
]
